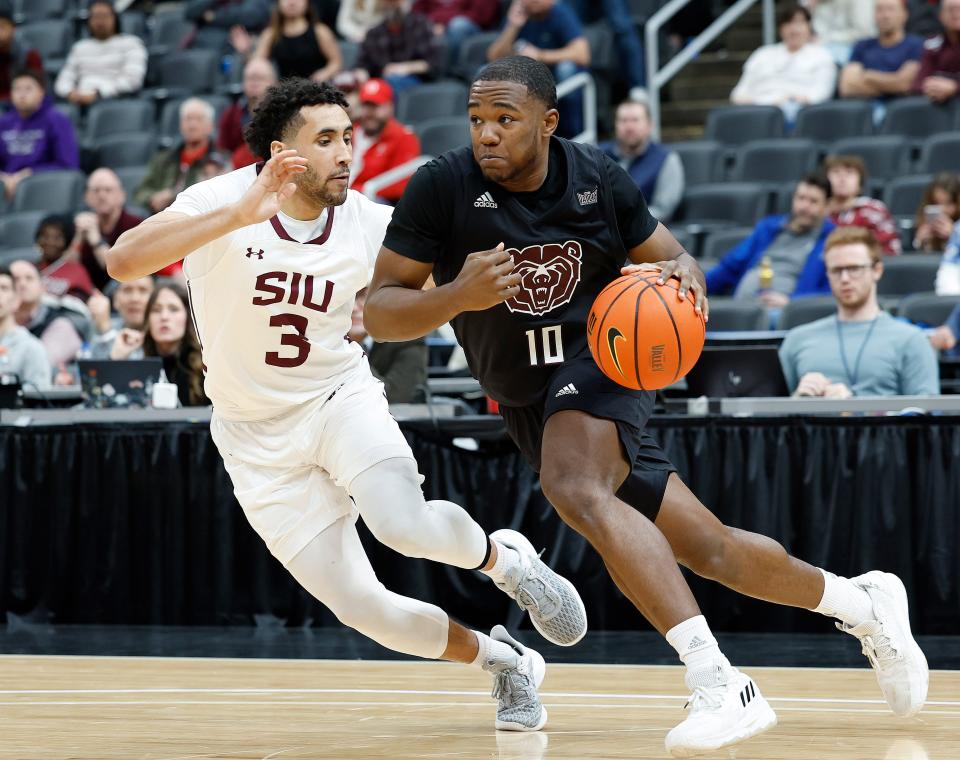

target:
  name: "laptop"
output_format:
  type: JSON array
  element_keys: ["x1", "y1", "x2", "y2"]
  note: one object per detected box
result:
[
  {"x1": 77, "y1": 359, "x2": 164, "y2": 409},
  {"x1": 684, "y1": 346, "x2": 790, "y2": 398}
]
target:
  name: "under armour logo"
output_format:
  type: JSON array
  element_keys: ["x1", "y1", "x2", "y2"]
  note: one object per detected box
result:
[{"x1": 246, "y1": 247, "x2": 264, "y2": 260}]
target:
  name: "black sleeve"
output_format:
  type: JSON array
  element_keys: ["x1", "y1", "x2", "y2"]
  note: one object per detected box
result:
[
  {"x1": 602, "y1": 153, "x2": 659, "y2": 250},
  {"x1": 382, "y1": 160, "x2": 455, "y2": 264}
]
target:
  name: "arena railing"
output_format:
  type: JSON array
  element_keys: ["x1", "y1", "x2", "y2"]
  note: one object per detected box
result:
[{"x1": 645, "y1": 0, "x2": 776, "y2": 141}]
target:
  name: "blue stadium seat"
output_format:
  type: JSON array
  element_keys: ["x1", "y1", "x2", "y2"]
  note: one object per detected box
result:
[
  {"x1": 829, "y1": 135, "x2": 910, "y2": 180},
  {"x1": 880, "y1": 97, "x2": 957, "y2": 139},
  {"x1": 794, "y1": 100, "x2": 874, "y2": 143},
  {"x1": 705, "y1": 105, "x2": 785, "y2": 146},
  {"x1": 730, "y1": 139, "x2": 819, "y2": 184}
]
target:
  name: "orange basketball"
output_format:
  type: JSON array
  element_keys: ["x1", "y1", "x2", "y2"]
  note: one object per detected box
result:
[{"x1": 587, "y1": 272, "x2": 706, "y2": 391}]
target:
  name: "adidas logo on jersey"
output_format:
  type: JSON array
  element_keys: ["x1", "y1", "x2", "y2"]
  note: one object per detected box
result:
[
  {"x1": 555, "y1": 383, "x2": 578, "y2": 397},
  {"x1": 474, "y1": 192, "x2": 498, "y2": 208}
]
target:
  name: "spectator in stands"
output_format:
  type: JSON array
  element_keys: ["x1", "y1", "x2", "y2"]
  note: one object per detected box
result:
[
  {"x1": 929, "y1": 302, "x2": 960, "y2": 355},
  {"x1": 0, "y1": 0, "x2": 43, "y2": 104},
  {"x1": 805, "y1": 0, "x2": 877, "y2": 65},
  {"x1": 487, "y1": 0, "x2": 591, "y2": 138},
  {"x1": 780, "y1": 226, "x2": 939, "y2": 397},
  {"x1": 218, "y1": 58, "x2": 277, "y2": 168},
  {"x1": 186, "y1": 0, "x2": 271, "y2": 53},
  {"x1": 0, "y1": 70, "x2": 80, "y2": 201},
  {"x1": 413, "y1": 0, "x2": 500, "y2": 65},
  {"x1": 88, "y1": 275, "x2": 154, "y2": 359},
  {"x1": 349, "y1": 78, "x2": 421, "y2": 203},
  {"x1": 113, "y1": 284, "x2": 209, "y2": 406},
  {"x1": 913, "y1": 0, "x2": 960, "y2": 103},
  {"x1": 730, "y1": 4, "x2": 836, "y2": 123},
  {"x1": 349, "y1": 288, "x2": 427, "y2": 402},
  {"x1": 906, "y1": 0, "x2": 944, "y2": 38},
  {"x1": 10, "y1": 259, "x2": 85, "y2": 371},
  {"x1": 251, "y1": 0, "x2": 342, "y2": 82},
  {"x1": 600, "y1": 98, "x2": 684, "y2": 222},
  {"x1": 824, "y1": 154, "x2": 901, "y2": 255},
  {"x1": 354, "y1": 0, "x2": 441, "y2": 95},
  {"x1": 337, "y1": 0, "x2": 386, "y2": 44},
  {"x1": 569, "y1": 0, "x2": 646, "y2": 97},
  {"x1": 706, "y1": 172, "x2": 835, "y2": 307},
  {"x1": 839, "y1": 0, "x2": 923, "y2": 102},
  {"x1": 935, "y1": 218, "x2": 960, "y2": 294},
  {"x1": 0, "y1": 265, "x2": 49, "y2": 390},
  {"x1": 914, "y1": 173, "x2": 960, "y2": 253},
  {"x1": 35, "y1": 215, "x2": 95, "y2": 302},
  {"x1": 135, "y1": 98, "x2": 219, "y2": 214},
  {"x1": 53, "y1": 0, "x2": 148, "y2": 106},
  {"x1": 74, "y1": 169, "x2": 146, "y2": 290}
]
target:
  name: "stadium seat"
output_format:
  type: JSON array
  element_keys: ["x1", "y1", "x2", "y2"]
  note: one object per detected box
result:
[
  {"x1": 700, "y1": 227, "x2": 755, "y2": 262},
  {"x1": 583, "y1": 22, "x2": 616, "y2": 78},
  {"x1": 916, "y1": 133, "x2": 960, "y2": 174},
  {"x1": 884, "y1": 174, "x2": 933, "y2": 217},
  {"x1": 396, "y1": 81, "x2": 468, "y2": 126},
  {"x1": 705, "y1": 301, "x2": 768, "y2": 331},
  {"x1": 880, "y1": 97, "x2": 957, "y2": 139},
  {"x1": 11, "y1": 170, "x2": 85, "y2": 214},
  {"x1": 877, "y1": 254, "x2": 942, "y2": 297},
  {"x1": 148, "y1": 10, "x2": 194, "y2": 50},
  {"x1": 455, "y1": 31, "x2": 500, "y2": 80},
  {"x1": 157, "y1": 50, "x2": 221, "y2": 94},
  {"x1": 339, "y1": 40, "x2": 359, "y2": 70},
  {"x1": 54, "y1": 102, "x2": 80, "y2": 131},
  {"x1": 705, "y1": 105, "x2": 784, "y2": 146},
  {"x1": 17, "y1": 19, "x2": 72, "y2": 60},
  {"x1": 828, "y1": 135, "x2": 910, "y2": 180},
  {"x1": 676, "y1": 183, "x2": 770, "y2": 227},
  {"x1": 0, "y1": 211, "x2": 46, "y2": 249},
  {"x1": 417, "y1": 116, "x2": 470, "y2": 156},
  {"x1": 730, "y1": 139, "x2": 819, "y2": 184},
  {"x1": 773, "y1": 182, "x2": 797, "y2": 214},
  {"x1": 159, "y1": 95, "x2": 231, "y2": 147},
  {"x1": 794, "y1": 100, "x2": 874, "y2": 143},
  {"x1": 898, "y1": 293, "x2": 960, "y2": 327},
  {"x1": 0, "y1": 246, "x2": 40, "y2": 266},
  {"x1": 14, "y1": 0, "x2": 67, "y2": 22},
  {"x1": 83, "y1": 99, "x2": 155, "y2": 147},
  {"x1": 94, "y1": 133, "x2": 158, "y2": 169},
  {"x1": 114, "y1": 166, "x2": 149, "y2": 200},
  {"x1": 672, "y1": 140, "x2": 722, "y2": 187},
  {"x1": 779, "y1": 296, "x2": 838, "y2": 330},
  {"x1": 120, "y1": 11, "x2": 148, "y2": 40}
]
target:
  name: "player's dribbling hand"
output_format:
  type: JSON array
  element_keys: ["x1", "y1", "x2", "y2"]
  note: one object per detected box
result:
[
  {"x1": 234, "y1": 149, "x2": 309, "y2": 226},
  {"x1": 453, "y1": 243, "x2": 521, "y2": 311},
  {"x1": 622, "y1": 260, "x2": 710, "y2": 322}
]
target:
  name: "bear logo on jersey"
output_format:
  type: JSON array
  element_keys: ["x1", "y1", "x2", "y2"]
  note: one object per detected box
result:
[{"x1": 504, "y1": 241, "x2": 583, "y2": 317}]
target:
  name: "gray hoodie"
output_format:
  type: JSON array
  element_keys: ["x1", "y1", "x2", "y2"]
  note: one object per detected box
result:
[{"x1": 0, "y1": 326, "x2": 50, "y2": 390}]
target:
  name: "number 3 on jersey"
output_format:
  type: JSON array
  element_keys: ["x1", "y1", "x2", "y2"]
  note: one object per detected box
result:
[{"x1": 525, "y1": 325, "x2": 564, "y2": 366}]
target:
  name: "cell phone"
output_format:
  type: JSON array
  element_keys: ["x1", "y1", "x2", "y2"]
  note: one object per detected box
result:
[{"x1": 925, "y1": 205, "x2": 943, "y2": 225}]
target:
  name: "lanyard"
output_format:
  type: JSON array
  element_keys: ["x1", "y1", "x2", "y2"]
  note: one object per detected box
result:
[{"x1": 836, "y1": 316, "x2": 879, "y2": 390}]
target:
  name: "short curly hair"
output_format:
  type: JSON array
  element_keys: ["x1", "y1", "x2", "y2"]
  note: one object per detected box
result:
[{"x1": 244, "y1": 78, "x2": 349, "y2": 161}]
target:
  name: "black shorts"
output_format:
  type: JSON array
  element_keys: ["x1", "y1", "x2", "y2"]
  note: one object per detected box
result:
[{"x1": 499, "y1": 355, "x2": 676, "y2": 521}]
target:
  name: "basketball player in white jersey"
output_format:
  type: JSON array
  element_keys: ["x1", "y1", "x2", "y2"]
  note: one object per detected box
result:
[{"x1": 106, "y1": 79, "x2": 589, "y2": 731}]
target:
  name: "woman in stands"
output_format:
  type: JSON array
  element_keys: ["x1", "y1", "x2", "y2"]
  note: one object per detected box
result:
[
  {"x1": 913, "y1": 173, "x2": 960, "y2": 253},
  {"x1": 252, "y1": 0, "x2": 343, "y2": 83}
]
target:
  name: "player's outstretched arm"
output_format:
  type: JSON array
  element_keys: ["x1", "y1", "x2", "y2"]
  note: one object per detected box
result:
[
  {"x1": 107, "y1": 150, "x2": 308, "y2": 282},
  {"x1": 365, "y1": 244, "x2": 521, "y2": 342}
]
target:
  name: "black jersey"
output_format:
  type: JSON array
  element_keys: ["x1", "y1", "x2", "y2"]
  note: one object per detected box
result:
[{"x1": 383, "y1": 137, "x2": 659, "y2": 407}]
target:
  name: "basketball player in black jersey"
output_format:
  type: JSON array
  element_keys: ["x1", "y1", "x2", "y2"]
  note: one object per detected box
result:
[{"x1": 365, "y1": 57, "x2": 928, "y2": 756}]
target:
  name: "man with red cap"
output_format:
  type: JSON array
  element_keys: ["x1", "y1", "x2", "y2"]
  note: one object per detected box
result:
[{"x1": 350, "y1": 78, "x2": 422, "y2": 203}]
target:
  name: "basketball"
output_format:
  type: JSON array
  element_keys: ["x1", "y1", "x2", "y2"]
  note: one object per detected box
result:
[{"x1": 587, "y1": 272, "x2": 706, "y2": 391}]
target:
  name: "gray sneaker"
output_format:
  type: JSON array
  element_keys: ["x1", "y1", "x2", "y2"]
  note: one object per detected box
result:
[
  {"x1": 486, "y1": 625, "x2": 548, "y2": 732},
  {"x1": 490, "y1": 529, "x2": 588, "y2": 646}
]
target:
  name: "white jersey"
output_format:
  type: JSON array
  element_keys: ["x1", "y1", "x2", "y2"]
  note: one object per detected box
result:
[{"x1": 170, "y1": 164, "x2": 392, "y2": 422}]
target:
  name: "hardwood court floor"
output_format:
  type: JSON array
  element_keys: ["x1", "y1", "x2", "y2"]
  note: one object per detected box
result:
[{"x1": 0, "y1": 655, "x2": 956, "y2": 759}]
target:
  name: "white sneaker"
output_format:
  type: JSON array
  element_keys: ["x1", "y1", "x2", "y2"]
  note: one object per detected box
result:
[
  {"x1": 665, "y1": 662, "x2": 777, "y2": 758},
  {"x1": 485, "y1": 625, "x2": 548, "y2": 732},
  {"x1": 489, "y1": 529, "x2": 588, "y2": 646},
  {"x1": 839, "y1": 571, "x2": 928, "y2": 717}
]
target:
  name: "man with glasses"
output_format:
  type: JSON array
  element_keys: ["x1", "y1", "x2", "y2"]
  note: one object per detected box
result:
[{"x1": 779, "y1": 226, "x2": 939, "y2": 398}]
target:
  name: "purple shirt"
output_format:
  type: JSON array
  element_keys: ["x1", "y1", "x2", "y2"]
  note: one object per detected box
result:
[{"x1": 0, "y1": 98, "x2": 79, "y2": 174}]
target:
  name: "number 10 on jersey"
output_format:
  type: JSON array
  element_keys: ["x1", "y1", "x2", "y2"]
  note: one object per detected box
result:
[{"x1": 525, "y1": 326, "x2": 564, "y2": 366}]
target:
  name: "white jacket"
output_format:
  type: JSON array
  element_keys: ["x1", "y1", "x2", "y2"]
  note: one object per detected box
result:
[
  {"x1": 54, "y1": 34, "x2": 147, "y2": 99},
  {"x1": 731, "y1": 42, "x2": 837, "y2": 105}
]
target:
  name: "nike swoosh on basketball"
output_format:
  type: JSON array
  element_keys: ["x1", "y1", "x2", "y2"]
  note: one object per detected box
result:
[{"x1": 606, "y1": 327, "x2": 626, "y2": 376}]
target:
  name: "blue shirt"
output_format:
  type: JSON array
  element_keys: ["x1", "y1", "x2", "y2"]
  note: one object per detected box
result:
[
  {"x1": 850, "y1": 35, "x2": 924, "y2": 73},
  {"x1": 516, "y1": 1, "x2": 583, "y2": 50}
]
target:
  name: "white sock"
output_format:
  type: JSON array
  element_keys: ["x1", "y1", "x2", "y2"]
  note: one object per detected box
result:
[
  {"x1": 470, "y1": 630, "x2": 519, "y2": 671},
  {"x1": 812, "y1": 568, "x2": 875, "y2": 628},
  {"x1": 481, "y1": 540, "x2": 522, "y2": 585},
  {"x1": 665, "y1": 615, "x2": 730, "y2": 676}
]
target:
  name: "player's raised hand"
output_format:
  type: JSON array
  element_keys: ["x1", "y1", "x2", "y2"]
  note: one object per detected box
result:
[
  {"x1": 452, "y1": 243, "x2": 521, "y2": 311},
  {"x1": 622, "y1": 259, "x2": 710, "y2": 322},
  {"x1": 233, "y1": 149, "x2": 309, "y2": 225}
]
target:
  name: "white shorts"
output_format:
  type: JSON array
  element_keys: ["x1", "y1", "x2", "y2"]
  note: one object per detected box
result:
[{"x1": 210, "y1": 363, "x2": 415, "y2": 565}]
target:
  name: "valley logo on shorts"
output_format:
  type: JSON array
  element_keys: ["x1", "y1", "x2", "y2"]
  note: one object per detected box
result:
[{"x1": 504, "y1": 241, "x2": 583, "y2": 317}]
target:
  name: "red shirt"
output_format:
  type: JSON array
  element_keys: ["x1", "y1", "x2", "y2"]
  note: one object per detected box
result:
[
  {"x1": 913, "y1": 33, "x2": 960, "y2": 92},
  {"x1": 81, "y1": 208, "x2": 145, "y2": 289},
  {"x1": 831, "y1": 197, "x2": 902, "y2": 255},
  {"x1": 350, "y1": 118, "x2": 421, "y2": 202},
  {"x1": 411, "y1": 0, "x2": 499, "y2": 28}
]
